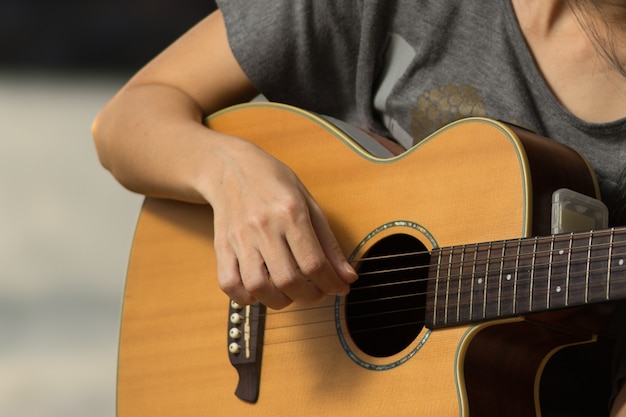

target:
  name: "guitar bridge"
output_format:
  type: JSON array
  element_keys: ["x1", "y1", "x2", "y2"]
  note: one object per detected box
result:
[{"x1": 227, "y1": 300, "x2": 266, "y2": 403}]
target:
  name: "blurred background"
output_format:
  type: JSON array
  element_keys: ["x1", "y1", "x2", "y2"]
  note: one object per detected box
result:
[{"x1": 0, "y1": 1, "x2": 216, "y2": 416}]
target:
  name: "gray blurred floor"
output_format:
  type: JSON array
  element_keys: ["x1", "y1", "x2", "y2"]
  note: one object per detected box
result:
[{"x1": 0, "y1": 72, "x2": 143, "y2": 417}]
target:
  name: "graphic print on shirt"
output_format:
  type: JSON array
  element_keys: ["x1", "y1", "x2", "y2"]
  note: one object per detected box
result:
[
  {"x1": 374, "y1": 34, "x2": 488, "y2": 146},
  {"x1": 412, "y1": 84, "x2": 487, "y2": 140}
]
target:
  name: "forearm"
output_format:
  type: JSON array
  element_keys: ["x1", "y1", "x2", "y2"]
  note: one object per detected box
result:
[{"x1": 93, "y1": 83, "x2": 232, "y2": 204}]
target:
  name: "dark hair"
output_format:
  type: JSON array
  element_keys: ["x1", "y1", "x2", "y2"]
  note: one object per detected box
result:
[{"x1": 566, "y1": 0, "x2": 626, "y2": 77}]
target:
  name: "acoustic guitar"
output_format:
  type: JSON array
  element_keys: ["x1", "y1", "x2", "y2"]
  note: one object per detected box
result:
[{"x1": 117, "y1": 102, "x2": 623, "y2": 416}]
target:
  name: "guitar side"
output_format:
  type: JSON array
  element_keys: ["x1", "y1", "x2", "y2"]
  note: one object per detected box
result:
[{"x1": 117, "y1": 103, "x2": 603, "y2": 417}]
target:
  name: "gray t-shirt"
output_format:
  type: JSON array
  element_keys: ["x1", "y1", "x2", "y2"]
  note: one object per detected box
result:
[{"x1": 217, "y1": 0, "x2": 626, "y2": 223}]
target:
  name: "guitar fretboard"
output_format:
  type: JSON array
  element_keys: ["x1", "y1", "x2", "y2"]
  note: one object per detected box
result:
[{"x1": 426, "y1": 227, "x2": 626, "y2": 328}]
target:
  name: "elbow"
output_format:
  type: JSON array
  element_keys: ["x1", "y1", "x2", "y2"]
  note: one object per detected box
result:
[
  {"x1": 90, "y1": 113, "x2": 137, "y2": 194},
  {"x1": 91, "y1": 107, "x2": 115, "y2": 173},
  {"x1": 90, "y1": 101, "x2": 151, "y2": 196}
]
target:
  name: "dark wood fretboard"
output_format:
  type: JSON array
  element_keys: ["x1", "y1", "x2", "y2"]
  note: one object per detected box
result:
[{"x1": 426, "y1": 227, "x2": 626, "y2": 328}]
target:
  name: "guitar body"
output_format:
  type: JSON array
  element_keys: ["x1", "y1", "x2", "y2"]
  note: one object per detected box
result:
[{"x1": 118, "y1": 103, "x2": 611, "y2": 417}]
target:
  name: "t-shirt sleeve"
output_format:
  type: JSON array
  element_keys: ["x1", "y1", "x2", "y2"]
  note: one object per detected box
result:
[{"x1": 216, "y1": 0, "x2": 363, "y2": 117}]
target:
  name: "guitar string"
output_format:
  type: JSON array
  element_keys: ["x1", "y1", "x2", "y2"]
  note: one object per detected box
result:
[
  {"x1": 248, "y1": 263, "x2": 626, "y2": 348},
  {"x1": 257, "y1": 287, "x2": 624, "y2": 350},
  {"x1": 349, "y1": 235, "x2": 626, "y2": 285},
  {"x1": 245, "y1": 268, "x2": 626, "y2": 341},
  {"x1": 230, "y1": 233, "x2": 626, "y2": 348},
  {"x1": 262, "y1": 319, "x2": 423, "y2": 348},
  {"x1": 351, "y1": 229, "x2": 625, "y2": 265},
  {"x1": 261, "y1": 237, "x2": 626, "y2": 317},
  {"x1": 258, "y1": 275, "x2": 617, "y2": 347},
  {"x1": 267, "y1": 261, "x2": 626, "y2": 320},
  {"x1": 255, "y1": 282, "x2": 620, "y2": 346}
]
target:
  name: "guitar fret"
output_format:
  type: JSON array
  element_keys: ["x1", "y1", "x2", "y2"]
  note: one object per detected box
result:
[
  {"x1": 529, "y1": 237, "x2": 538, "y2": 312},
  {"x1": 607, "y1": 229, "x2": 614, "y2": 299},
  {"x1": 567, "y1": 232, "x2": 592, "y2": 305},
  {"x1": 475, "y1": 243, "x2": 489, "y2": 322},
  {"x1": 513, "y1": 238, "x2": 522, "y2": 315},
  {"x1": 547, "y1": 236, "x2": 555, "y2": 309},
  {"x1": 515, "y1": 238, "x2": 534, "y2": 314},
  {"x1": 456, "y1": 245, "x2": 466, "y2": 324},
  {"x1": 469, "y1": 243, "x2": 479, "y2": 322},
  {"x1": 497, "y1": 239, "x2": 518, "y2": 318},
  {"x1": 482, "y1": 242, "x2": 492, "y2": 320},
  {"x1": 484, "y1": 241, "x2": 505, "y2": 319},
  {"x1": 586, "y1": 231, "x2": 593, "y2": 304},
  {"x1": 458, "y1": 244, "x2": 474, "y2": 324},
  {"x1": 548, "y1": 234, "x2": 571, "y2": 310},
  {"x1": 531, "y1": 236, "x2": 552, "y2": 312},
  {"x1": 566, "y1": 233, "x2": 573, "y2": 307},
  {"x1": 587, "y1": 229, "x2": 613, "y2": 303},
  {"x1": 432, "y1": 248, "x2": 444, "y2": 326},
  {"x1": 443, "y1": 248, "x2": 454, "y2": 324},
  {"x1": 497, "y1": 241, "x2": 506, "y2": 317}
]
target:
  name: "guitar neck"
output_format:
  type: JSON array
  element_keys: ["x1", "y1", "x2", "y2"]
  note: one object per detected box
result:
[{"x1": 426, "y1": 227, "x2": 626, "y2": 328}]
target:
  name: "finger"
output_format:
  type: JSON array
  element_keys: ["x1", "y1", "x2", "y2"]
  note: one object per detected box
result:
[
  {"x1": 286, "y1": 204, "x2": 355, "y2": 296},
  {"x1": 261, "y1": 238, "x2": 325, "y2": 305},
  {"x1": 308, "y1": 202, "x2": 358, "y2": 286},
  {"x1": 215, "y1": 242, "x2": 256, "y2": 306},
  {"x1": 238, "y1": 248, "x2": 293, "y2": 310}
]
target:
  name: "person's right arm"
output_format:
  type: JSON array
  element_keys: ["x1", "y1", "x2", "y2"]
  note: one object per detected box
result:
[{"x1": 92, "y1": 10, "x2": 357, "y2": 309}]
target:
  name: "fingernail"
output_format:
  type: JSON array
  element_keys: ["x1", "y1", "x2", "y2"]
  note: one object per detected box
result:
[{"x1": 343, "y1": 261, "x2": 357, "y2": 279}]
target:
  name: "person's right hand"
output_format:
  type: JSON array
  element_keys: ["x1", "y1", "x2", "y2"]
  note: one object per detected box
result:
[{"x1": 207, "y1": 135, "x2": 358, "y2": 310}]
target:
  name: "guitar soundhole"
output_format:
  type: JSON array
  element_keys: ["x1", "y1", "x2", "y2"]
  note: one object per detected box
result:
[{"x1": 346, "y1": 233, "x2": 429, "y2": 358}]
